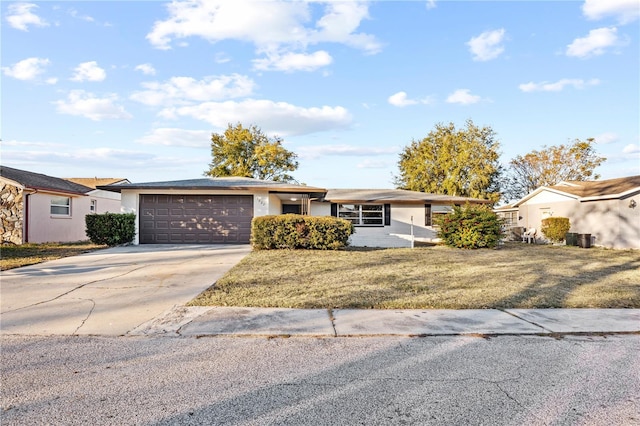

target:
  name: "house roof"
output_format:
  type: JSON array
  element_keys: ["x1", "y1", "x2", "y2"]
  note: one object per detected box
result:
[
  {"x1": 64, "y1": 177, "x2": 129, "y2": 189},
  {"x1": 514, "y1": 175, "x2": 640, "y2": 205},
  {"x1": 97, "y1": 176, "x2": 327, "y2": 194},
  {"x1": 324, "y1": 188, "x2": 492, "y2": 204},
  {"x1": 550, "y1": 175, "x2": 640, "y2": 198},
  {"x1": 0, "y1": 166, "x2": 92, "y2": 196},
  {"x1": 493, "y1": 204, "x2": 518, "y2": 211}
]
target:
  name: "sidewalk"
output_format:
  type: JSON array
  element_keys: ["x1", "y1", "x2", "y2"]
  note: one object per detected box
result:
[{"x1": 130, "y1": 307, "x2": 640, "y2": 337}]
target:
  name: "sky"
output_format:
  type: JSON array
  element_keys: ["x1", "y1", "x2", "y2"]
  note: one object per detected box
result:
[{"x1": 2, "y1": 0, "x2": 639, "y2": 190}]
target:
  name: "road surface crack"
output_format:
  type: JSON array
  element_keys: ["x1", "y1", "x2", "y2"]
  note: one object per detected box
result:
[{"x1": 72, "y1": 298, "x2": 96, "y2": 335}]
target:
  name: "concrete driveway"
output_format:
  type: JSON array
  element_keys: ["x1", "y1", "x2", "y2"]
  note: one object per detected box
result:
[{"x1": 0, "y1": 244, "x2": 251, "y2": 336}]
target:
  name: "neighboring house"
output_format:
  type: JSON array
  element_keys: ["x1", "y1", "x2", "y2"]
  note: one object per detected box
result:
[
  {"x1": 502, "y1": 175, "x2": 640, "y2": 249},
  {"x1": 0, "y1": 166, "x2": 125, "y2": 244},
  {"x1": 99, "y1": 177, "x2": 490, "y2": 248}
]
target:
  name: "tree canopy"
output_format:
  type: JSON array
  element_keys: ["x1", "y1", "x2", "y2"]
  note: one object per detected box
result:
[
  {"x1": 205, "y1": 123, "x2": 299, "y2": 182},
  {"x1": 502, "y1": 138, "x2": 606, "y2": 202},
  {"x1": 395, "y1": 120, "x2": 502, "y2": 202}
]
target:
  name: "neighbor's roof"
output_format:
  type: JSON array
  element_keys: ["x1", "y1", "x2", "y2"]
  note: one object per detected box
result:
[
  {"x1": 515, "y1": 175, "x2": 640, "y2": 205},
  {"x1": 0, "y1": 166, "x2": 92, "y2": 196},
  {"x1": 97, "y1": 177, "x2": 327, "y2": 194},
  {"x1": 65, "y1": 177, "x2": 130, "y2": 189},
  {"x1": 550, "y1": 175, "x2": 640, "y2": 198},
  {"x1": 324, "y1": 188, "x2": 492, "y2": 204}
]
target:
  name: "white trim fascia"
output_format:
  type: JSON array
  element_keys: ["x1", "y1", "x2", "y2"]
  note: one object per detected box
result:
[{"x1": 513, "y1": 186, "x2": 580, "y2": 206}]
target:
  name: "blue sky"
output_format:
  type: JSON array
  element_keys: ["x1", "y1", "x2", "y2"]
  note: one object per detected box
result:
[{"x1": 2, "y1": 0, "x2": 639, "y2": 189}]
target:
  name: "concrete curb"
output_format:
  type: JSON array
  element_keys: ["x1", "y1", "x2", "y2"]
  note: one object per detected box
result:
[{"x1": 131, "y1": 306, "x2": 640, "y2": 338}]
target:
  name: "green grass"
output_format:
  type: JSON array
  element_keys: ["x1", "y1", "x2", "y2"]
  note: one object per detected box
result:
[
  {"x1": 190, "y1": 243, "x2": 640, "y2": 309},
  {"x1": 0, "y1": 242, "x2": 107, "y2": 271}
]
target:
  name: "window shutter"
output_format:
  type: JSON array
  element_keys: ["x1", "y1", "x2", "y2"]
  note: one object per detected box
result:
[
  {"x1": 331, "y1": 203, "x2": 337, "y2": 217},
  {"x1": 425, "y1": 204, "x2": 432, "y2": 226},
  {"x1": 384, "y1": 204, "x2": 391, "y2": 226}
]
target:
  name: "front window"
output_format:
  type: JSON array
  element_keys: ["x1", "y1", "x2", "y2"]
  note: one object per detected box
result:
[
  {"x1": 90, "y1": 199, "x2": 97, "y2": 213},
  {"x1": 425, "y1": 204, "x2": 453, "y2": 226},
  {"x1": 51, "y1": 196, "x2": 71, "y2": 216},
  {"x1": 339, "y1": 204, "x2": 383, "y2": 226},
  {"x1": 498, "y1": 211, "x2": 518, "y2": 227}
]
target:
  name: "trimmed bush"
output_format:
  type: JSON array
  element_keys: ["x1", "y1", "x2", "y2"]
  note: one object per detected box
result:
[
  {"x1": 541, "y1": 217, "x2": 571, "y2": 243},
  {"x1": 435, "y1": 204, "x2": 504, "y2": 249},
  {"x1": 251, "y1": 215, "x2": 354, "y2": 250},
  {"x1": 85, "y1": 213, "x2": 136, "y2": 246}
]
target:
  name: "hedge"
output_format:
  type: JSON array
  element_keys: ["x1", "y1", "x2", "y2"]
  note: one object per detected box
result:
[
  {"x1": 541, "y1": 217, "x2": 571, "y2": 243},
  {"x1": 435, "y1": 204, "x2": 504, "y2": 249},
  {"x1": 85, "y1": 213, "x2": 136, "y2": 246},
  {"x1": 251, "y1": 215, "x2": 354, "y2": 250}
]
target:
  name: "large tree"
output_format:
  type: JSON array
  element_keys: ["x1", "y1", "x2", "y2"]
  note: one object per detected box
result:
[
  {"x1": 205, "y1": 123, "x2": 299, "y2": 182},
  {"x1": 502, "y1": 138, "x2": 606, "y2": 202},
  {"x1": 395, "y1": 120, "x2": 502, "y2": 202}
]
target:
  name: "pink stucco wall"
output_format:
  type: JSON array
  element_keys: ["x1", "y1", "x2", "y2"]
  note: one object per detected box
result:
[{"x1": 24, "y1": 191, "x2": 121, "y2": 243}]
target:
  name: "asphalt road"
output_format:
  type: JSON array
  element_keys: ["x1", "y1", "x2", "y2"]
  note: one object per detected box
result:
[{"x1": 2, "y1": 334, "x2": 639, "y2": 425}]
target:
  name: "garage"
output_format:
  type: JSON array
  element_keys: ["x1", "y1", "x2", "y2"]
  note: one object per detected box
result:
[{"x1": 139, "y1": 194, "x2": 253, "y2": 244}]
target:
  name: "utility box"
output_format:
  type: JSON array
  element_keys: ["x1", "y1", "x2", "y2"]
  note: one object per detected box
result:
[
  {"x1": 565, "y1": 232, "x2": 578, "y2": 246},
  {"x1": 578, "y1": 233, "x2": 592, "y2": 248}
]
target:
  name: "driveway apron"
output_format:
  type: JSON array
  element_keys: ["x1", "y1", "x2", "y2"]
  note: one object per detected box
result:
[{"x1": 0, "y1": 245, "x2": 251, "y2": 336}]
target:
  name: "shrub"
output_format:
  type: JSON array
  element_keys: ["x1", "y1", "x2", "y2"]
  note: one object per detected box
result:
[
  {"x1": 85, "y1": 213, "x2": 136, "y2": 246},
  {"x1": 251, "y1": 215, "x2": 354, "y2": 250},
  {"x1": 541, "y1": 217, "x2": 571, "y2": 243},
  {"x1": 435, "y1": 204, "x2": 503, "y2": 249}
]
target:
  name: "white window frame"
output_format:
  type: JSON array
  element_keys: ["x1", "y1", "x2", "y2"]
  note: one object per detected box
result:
[
  {"x1": 90, "y1": 199, "x2": 97, "y2": 213},
  {"x1": 50, "y1": 196, "x2": 71, "y2": 216},
  {"x1": 338, "y1": 204, "x2": 384, "y2": 226}
]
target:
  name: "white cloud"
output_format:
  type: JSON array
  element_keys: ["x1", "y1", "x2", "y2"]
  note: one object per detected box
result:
[
  {"x1": 0, "y1": 139, "x2": 63, "y2": 148},
  {"x1": 298, "y1": 144, "x2": 398, "y2": 160},
  {"x1": 253, "y1": 50, "x2": 333, "y2": 72},
  {"x1": 215, "y1": 52, "x2": 231, "y2": 64},
  {"x1": 593, "y1": 132, "x2": 619, "y2": 144},
  {"x1": 388, "y1": 91, "x2": 417, "y2": 107},
  {"x1": 45, "y1": 77, "x2": 58, "y2": 85},
  {"x1": 6, "y1": 3, "x2": 49, "y2": 31},
  {"x1": 136, "y1": 128, "x2": 211, "y2": 148},
  {"x1": 426, "y1": 0, "x2": 437, "y2": 10},
  {"x1": 130, "y1": 74, "x2": 255, "y2": 106},
  {"x1": 135, "y1": 63, "x2": 157, "y2": 76},
  {"x1": 388, "y1": 91, "x2": 433, "y2": 107},
  {"x1": 71, "y1": 61, "x2": 107, "y2": 82},
  {"x1": 2, "y1": 57, "x2": 50, "y2": 80},
  {"x1": 566, "y1": 27, "x2": 621, "y2": 58},
  {"x1": 54, "y1": 90, "x2": 132, "y2": 121},
  {"x1": 467, "y1": 29, "x2": 506, "y2": 61},
  {"x1": 518, "y1": 78, "x2": 601, "y2": 92},
  {"x1": 310, "y1": 2, "x2": 382, "y2": 54},
  {"x1": 622, "y1": 143, "x2": 640, "y2": 154},
  {"x1": 446, "y1": 89, "x2": 481, "y2": 105},
  {"x1": 163, "y1": 99, "x2": 352, "y2": 136},
  {"x1": 68, "y1": 8, "x2": 95, "y2": 22},
  {"x1": 582, "y1": 0, "x2": 640, "y2": 24},
  {"x1": 146, "y1": 0, "x2": 381, "y2": 70}
]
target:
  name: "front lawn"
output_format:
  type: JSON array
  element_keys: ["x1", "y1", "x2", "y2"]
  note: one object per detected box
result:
[
  {"x1": 0, "y1": 242, "x2": 107, "y2": 271},
  {"x1": 190, "y1": 243, "x2": 640, "y2": 309}
]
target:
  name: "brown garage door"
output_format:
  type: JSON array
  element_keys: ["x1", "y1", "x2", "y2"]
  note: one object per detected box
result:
[{"x1": 139, "y1": 194, "x2": 253, "y2": 244}]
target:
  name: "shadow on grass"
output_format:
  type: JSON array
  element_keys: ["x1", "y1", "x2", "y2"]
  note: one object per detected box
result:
[{"x1": 191, "y1": 243, "x2": 640, "y2": 309}]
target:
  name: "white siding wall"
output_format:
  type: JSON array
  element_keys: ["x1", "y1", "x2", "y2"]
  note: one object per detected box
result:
[
  {"x1": 349, "y1": 204, "x2": 438, "y2": 248},
  {"x1": 517, "y1": 190, "x2": 640, "y2": 249}
]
